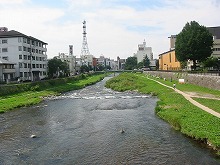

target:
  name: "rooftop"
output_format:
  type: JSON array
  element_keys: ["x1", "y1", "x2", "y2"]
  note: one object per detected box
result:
[{"x1": 0, "y1": 29, "x2": 47, "y2": 44}]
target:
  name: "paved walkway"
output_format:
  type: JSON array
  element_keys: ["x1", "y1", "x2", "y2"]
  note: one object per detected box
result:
[{"x1": 146, "y1": 77, "x2": 220, "y2": 118}]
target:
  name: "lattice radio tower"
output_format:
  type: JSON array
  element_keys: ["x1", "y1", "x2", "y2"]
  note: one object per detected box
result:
[{"x1": 81, "y1": 20, "x2": 90, "y2": 55}]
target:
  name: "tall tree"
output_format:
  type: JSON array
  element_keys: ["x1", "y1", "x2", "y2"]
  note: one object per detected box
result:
[
  {"x1": 48, "y1": 57, "x2": 69, "y2": 78},
  {"x1": 175, "y1": 21, "x2": 213, "y2": 70},
  {"x1": 143, "y1": 55, "x2": 150, "y2": 68},
  {"x1": 124, "y1": 57, "x2": 137, "y2": 70}
]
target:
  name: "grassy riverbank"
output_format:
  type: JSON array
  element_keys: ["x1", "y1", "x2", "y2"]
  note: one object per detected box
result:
[
  {"x1": 145, "y1": 75, "x2": 220, "y2": 113},
  {"x1": 0, "y1": 73, "x2": 107, "y2": 113},
  {"x1": 105, "y1": 72, "x2": 220, "y2": 156}
]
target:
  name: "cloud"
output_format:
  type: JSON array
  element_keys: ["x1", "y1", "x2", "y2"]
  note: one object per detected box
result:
[{"x1": 0, "y1": 0, "x2": 219, "y2": 60}]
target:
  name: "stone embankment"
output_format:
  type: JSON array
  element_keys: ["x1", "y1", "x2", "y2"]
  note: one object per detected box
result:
[{"x1": 144, "y1": 71, "x2": 220, "y2": 90}]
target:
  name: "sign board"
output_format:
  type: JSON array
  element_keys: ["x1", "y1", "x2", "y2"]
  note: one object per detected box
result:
[{"x1": 178, "y1": 79, "x2": 185, "y2": 84}]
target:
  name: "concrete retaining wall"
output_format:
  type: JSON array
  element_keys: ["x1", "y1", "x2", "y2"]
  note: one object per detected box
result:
[{"x1": 144, "y1": 71, "x2": 220, "y2": 91}]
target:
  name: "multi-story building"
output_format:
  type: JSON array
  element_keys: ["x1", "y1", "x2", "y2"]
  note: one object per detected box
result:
[
  {"x1": 0, "y1": 27, "x2": 48, "y2": 81},
  {"x1": 208, "y1": 26, "x2": 220, "y2": 58},
  {"x1": 56, "y1": 53, "x2": 76, "y2": 76},
  {"x1": 134, "y1": 40, "x2": 156, "y2": 68},
  {"x1": 134, "y1": 40, "x2": 153, "y2": 63}
]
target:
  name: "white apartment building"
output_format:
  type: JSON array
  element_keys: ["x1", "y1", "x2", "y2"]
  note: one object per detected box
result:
[
  {"x1": 134, "y1": 40, "x2": 153, "y2": 63},
  {"x1": 0, "y1": 27, "x2": 47, "y2": 81},
  {"x1": 134, "y1": 40, "x2": 155, "y2": 68}
]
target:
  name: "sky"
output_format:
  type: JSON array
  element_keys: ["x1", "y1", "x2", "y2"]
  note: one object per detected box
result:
[{"x1": 0, "y1": 0, "x2": 219, "y2": 60}]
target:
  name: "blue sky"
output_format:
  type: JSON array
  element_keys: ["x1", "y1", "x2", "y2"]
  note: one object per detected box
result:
[{"x1": 0, "y1": 0, "x2": 220, "y2": 59}]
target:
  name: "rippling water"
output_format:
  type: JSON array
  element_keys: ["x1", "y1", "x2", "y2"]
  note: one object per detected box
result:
[{"x1": 0, "y1": 75, "x2": 219, "y2": 165}]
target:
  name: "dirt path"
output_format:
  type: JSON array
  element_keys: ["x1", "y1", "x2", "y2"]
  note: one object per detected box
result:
[{"x1": 146, "y1": 77, "x2": 220, "y2": 118}]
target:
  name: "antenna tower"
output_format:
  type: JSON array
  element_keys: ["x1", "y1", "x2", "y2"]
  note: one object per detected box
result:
[{"x1": 81, "y1": 20, "x2": 90, "y2": 55}]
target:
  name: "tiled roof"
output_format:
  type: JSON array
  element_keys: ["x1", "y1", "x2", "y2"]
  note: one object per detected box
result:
[{"x1": 0, "y1": 30, "x2": 47, "y2": 44}]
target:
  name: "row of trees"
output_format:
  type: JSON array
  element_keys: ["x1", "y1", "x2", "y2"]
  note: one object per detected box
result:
[
  {"x1": 176, "y1": 21, "x2": 219, "y2": 70},
  {"x1": 124, "y1": 55, "x2": 151, "y2": 70}
]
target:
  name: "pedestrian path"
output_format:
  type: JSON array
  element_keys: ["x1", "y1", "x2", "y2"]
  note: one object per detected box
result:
[{"x1": 146, "y1": 77, "x2": 220, "y2": 118}]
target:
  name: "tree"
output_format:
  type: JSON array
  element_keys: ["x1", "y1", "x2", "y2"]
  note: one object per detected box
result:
[
  {"x1": 124, "y1": 57, "x2": 137, "y2": 70},
  {"x1": 80, "y1": 65, "x2": 90, "y2": 73},
  {"x1": 143, "y1": 55, "x2": 150, "y2": 68},
  {"x1": 48, "y1": 57, "x2": 69, "y2": 78},
  {"x1": 203, "y1": 57, "x2": 220, "y2": 70},
  {"x1": 137, "y1": 62, "x2": 144, "y2": 69},
  {"x1": 175, "y1": 21, "x2": 213, "y2": 70}
]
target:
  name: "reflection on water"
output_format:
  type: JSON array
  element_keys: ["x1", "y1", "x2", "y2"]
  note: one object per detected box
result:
[{"x1": 0, "y1": 76, "x2": 219, "y2": 165}]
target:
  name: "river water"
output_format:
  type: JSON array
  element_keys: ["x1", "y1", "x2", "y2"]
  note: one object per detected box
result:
[{"x1": 0, "y1": 75, "x2": 219, "y2": 165}]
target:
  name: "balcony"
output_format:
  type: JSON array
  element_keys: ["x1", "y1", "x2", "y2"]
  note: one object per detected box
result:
[{"x1": 3, "y1": 68, "x2": 16, "y2": 73}]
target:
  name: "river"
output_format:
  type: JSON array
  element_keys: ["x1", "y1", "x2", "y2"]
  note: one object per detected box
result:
[{"x1": 0, "y1": 75, "x2": 219, "y2": 165}]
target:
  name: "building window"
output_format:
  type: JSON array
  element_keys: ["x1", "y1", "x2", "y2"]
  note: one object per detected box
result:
[
  {"x1": 28, "y1": 63, "x2": 31, "y2": 68},
  {"x1": 28, "y1": 55, "x2": 31, "y2": 60},
  {"x1": 19, "y1": 55, "x2": 22, "y2": 59},
  {"x1": 20, "y1": 72, "x2": 23, "y2": 77},
  {"x1": 2, "y1": 56, "x2": 8, "y2": 60},
  {"x1": 23, "y1": 38, "x2": 27, "y2": 43},
  {"x1": 24, "y1": 72, "x2": 28, "y2": 77},
  {"x1": 18, "y1": 46, "x2": 22, "y2": 51},
  {"x1": 36, "y1": 64, "x2": 39, "y2": 68},
  {"x1": 24, "y1": 55, "x2": 27, "y2": 60},
  {"x1": 24, "y1": 63, "x2": 27, "y2": 68},
  {"x1": 23, "y1": 46, "x2": 27, "y2": 51},
  {"x1": 32, "y1": 64, "x2": 35, "y2": 68},
  {"x1": 32, "y1": 56, "x2": 35, "y2": 60},
  {"x1": 19, "y1": 62, "x2": 23, "y2": 68},
  {"x1": 2, "y1": 39, "x2": 7, "y2": 44},
  {"x1": 36, "y1": 49, "x2": 38, "y2": 53},
  {"x1": 40, "y1": 64, "x2": 42, "y2": 68},
  {"x1": 2, "y1": 48, "x2": 8, "y2": 52},
  {"x1": 18, "y1": 37, "x2": 22, "y2": 43}
]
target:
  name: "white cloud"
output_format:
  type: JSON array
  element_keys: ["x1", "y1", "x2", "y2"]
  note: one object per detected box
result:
[
  {"x1": 0, "y1": 0, "x2": 29, "y2": 5},
  {"x1": 0, "y1": 0, "x2": 219, "y2": 60}
]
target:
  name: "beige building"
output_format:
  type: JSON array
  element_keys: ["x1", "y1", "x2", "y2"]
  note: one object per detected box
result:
[{"x1": 158, "y1": 49, "x2": 181, "y2": 70}]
